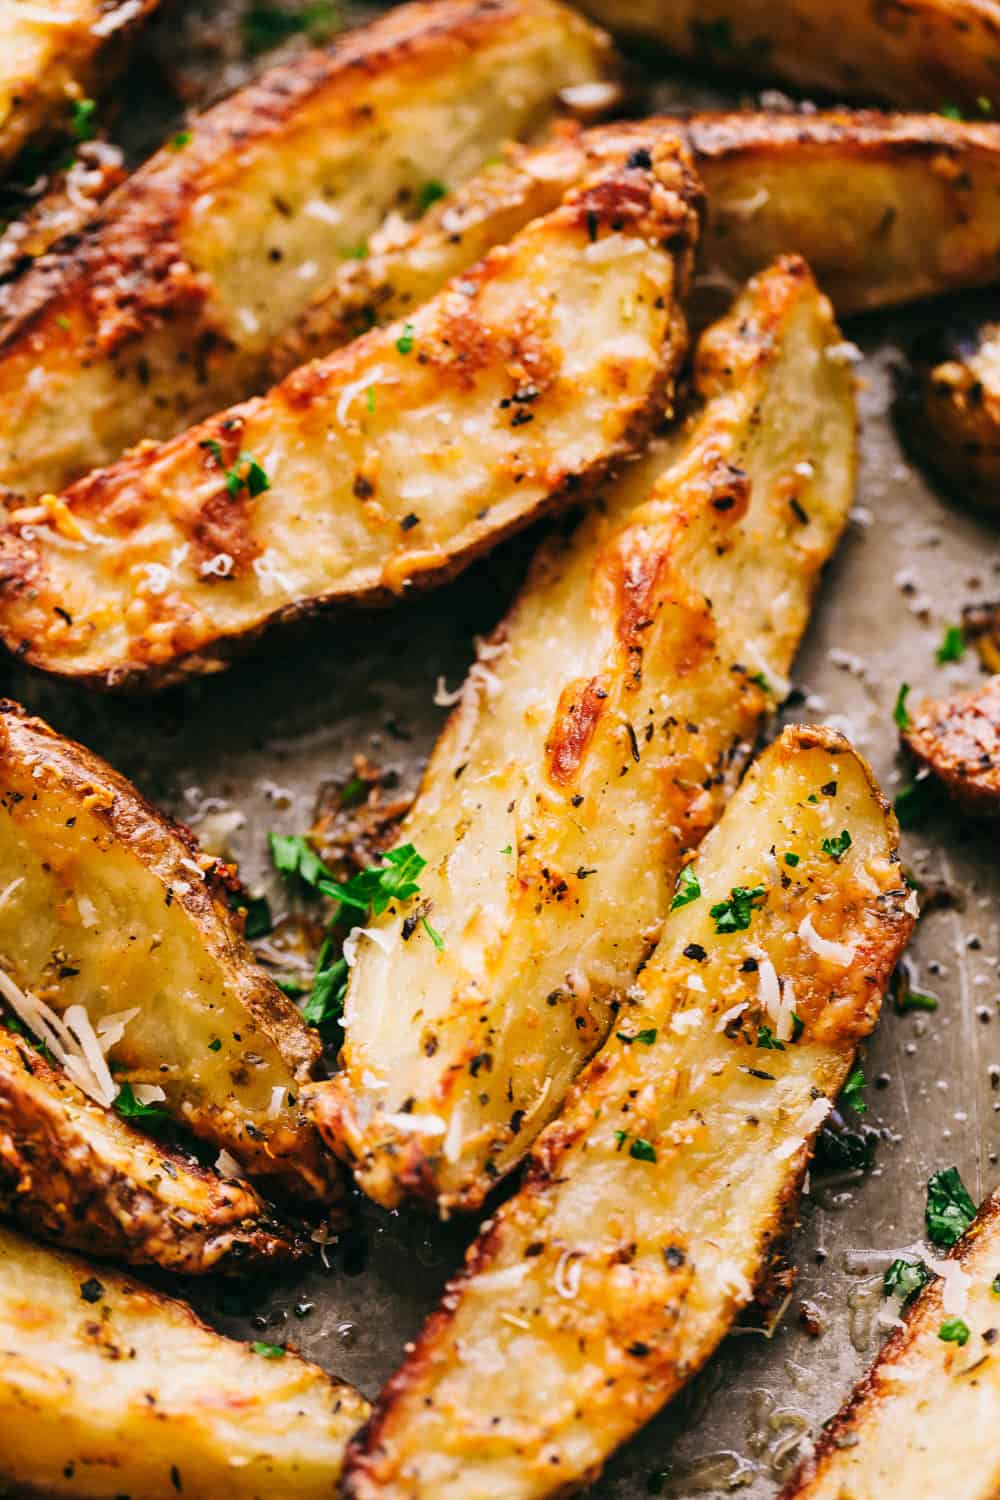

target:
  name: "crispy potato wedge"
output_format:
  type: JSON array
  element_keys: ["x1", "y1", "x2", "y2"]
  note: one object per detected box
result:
[
  {"x1": 0, "y1": 700, "x2": 337, "y2": 1202},
  {"x1": 0, "y1": 0, "x2": 159, "y2": 170},
  {"x1": 0, "y1": 1224, "x2": 369, "y2": 1498},
  {"x1": 964, "y1": 599, "x2": 1000, "y2": 673},
  {"x1": 0, "y1": 143, "x2": 701, "y2": 689},
  {"x1": 0, "y1": 142, "x2": 126, "y2": 280},
  {"x1": 0, "y1": 0, "x2": 614, "y2": 501},
  {"x1": 0, "y1": 1023, "x2": 307, "y2": 1274},
  {"x1": 898, "y1": 318, "x2": 1000, "y2": 511},
  {"x1": 277, "y1": 109, "x2": 1000, "y2": 371},
  {"x1": 306, "y1": 257, "x2": 857, "y2": 1215},
  {"x1": 341, "y1": 726, "x2": 914, "y2": 1500},
  {"x1": 782, "y1": 1182, "x2": 1000, "y2": 1500},
  {"x1": 902, "y1": 676, "x2": 1000, "y2": 814},
  {"x1": 577, "y1": 0, "x2": 1000, "y2": 112}
]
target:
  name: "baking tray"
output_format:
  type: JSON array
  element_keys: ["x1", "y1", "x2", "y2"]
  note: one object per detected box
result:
[{"x1": 5, "y1": 7, "x2": 999, "y2": 1495}]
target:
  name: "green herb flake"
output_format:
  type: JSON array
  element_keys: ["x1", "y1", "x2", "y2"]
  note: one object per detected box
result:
[
  {"x1": 938, "y1": 1316, "x2": 970, "y2": 1346},
  {"x1": 242, "y1": 2, "x2": 340, "y2": 53},
  {"x1": 783, "y1": 852, "x2": 800, "y2": 867},
  {"x1": 893, "y1": 682, "x2": 912, "y2": 730},
  {"x1": 669, "y1": 864, "x2": 701, "y2": 911},
  {"x1": 897, "y1": 986, "x2": 939, "y2": 1014},
  {"x1": 114, "y1": 1083, "x2": 169, "y2": 1128},
  {"x1": 250, "y1": 1341, "x2": 287, "y2": 1358},
  {"x1": 883, "y1": 1256, "x2": 930, "y2": 1303},
  {"x1": 992, "y1": 1273, "x2": 1000, "y2": 1296},
  {"x1": 168, "y1": 130, "x2": 192, "y2": 150},
  {"x1": 710, "y1": 884, "x2": 766, "y2": 934},
  {"x1": 422, "y1": 915, "x2": 444, "y2": 951},
  {"x1": 302, "y1": 956, "x2": 348, "y2": 1032},
  {"x1": 937, "y1": 624, "x2": 966, "y2": 664},
  {"x1": 365, "y1": 385, "x2": 376, "y2": 414},
  {"x1": 200, "y1": 439, "x2": 270, "y2": 498},
  {"x1": 926, "y1": 1166, "x2": 976, "y2": 1247},
  {"x1": 750, "y1": 671, "x2": 770, "y2": 693},
  {"x1": 939, "y1": 104, "x2": 965, "y2": 120},
  {"x1": 822, "y1": 829, "x2": 853, "y2": 862},
  {"x1": 268, "y1": 832, "x2": 330, "y2": 891},
  {"x1": 629, "y1": 1137, "x2": 657, "y2": 1163},
  {"x1": 208, "y1": 1038, "x2": 222, "y2": 1053},
  {"x1": 320, "y1": 842, "x2": 426, "y2": 917},
  {"x1": 613, "y1": 1129, "x2": 628, "y2": 1150},
  {"x1": 756, "y1": 1024, "x2": 785, "y2": 1052},
  {"x1": 395, "y1": 323, "x2": 415, "y2": 355},
  {"x1": 418, "y1": 179, "x2": 447, "y2": 214},
  {"x1": 841, "y1": 1065, "x2": 867, "y2": 1114},
  {"x1": 70, "y1": 98, "x2": 97, "y2": 142},
  {"x1": 56, "y1": 315, "x2": 71, "y2": 332},
  {"x1": 617, "y1": 1028, "x2": 658, "y2": 1047},
  {"x1": 894, "y1": 778, "x2": 936, "y2": 829}
]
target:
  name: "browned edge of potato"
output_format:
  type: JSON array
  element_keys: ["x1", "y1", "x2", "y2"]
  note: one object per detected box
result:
[
  {"x1": 0, "y1": 1022, "x2": 308, "y2": 1275},
  {"x1": 0, "y1": 140, "x2": 701, "y2": 689},
  {"x1": 341, "y1": 725, "x2": 914, "y2": 1499},
  {"x1": 781, "y1": 1182, "x2": 1000, "y2": 1499},
  {"x1": 902, "y1": 675, "x2": 1000, "y2": 813},
  {"x1": 277, "y1": 108, "x2": 1000, "y2": 374},
  {"x1": 0, "y1": 0, "x2": 614, "y2": 500},
  {"x1": 577, "y1": 0, "x2": 1000, "y2": 112},
  {"x1": 306, "y1": 256, "x2": 857, "y2": 1217},
  {"x1": 0, "y1": 142, "x2": 127, "y2": 281},
  {"x1": 0, "y1": 699, "x2": 338, "y2": 1203},
  {"x1": 897, "y1": 315, "x2": 1000, "y2": 512},
  {"x1": 0, "y1": 1223, "x2": 369, "y2": 1500}
]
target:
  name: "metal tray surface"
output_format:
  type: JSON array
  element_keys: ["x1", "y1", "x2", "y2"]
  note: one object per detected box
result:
[{"x1": 4, "y1": 8, "x2": 999, "y2": 1495}]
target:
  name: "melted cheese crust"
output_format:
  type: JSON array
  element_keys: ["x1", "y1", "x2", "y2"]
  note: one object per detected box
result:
[{"x1": 307, "y1": 258, "x2": 856, "y2": 1214}]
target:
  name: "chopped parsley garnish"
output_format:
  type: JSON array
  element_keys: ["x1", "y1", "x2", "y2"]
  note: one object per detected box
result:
[
  {"x1": 366, "y1": 386, "x2": 376, "y2": 413},
  {"x1": 617, "y1": 1028, "x2": 658, "y2": 1046},
  {"x1": 208, "y1": 1038, "x2": 222, "y2": 1052},
  {"x1": 422, "y1": 916, "x2": 445, "y2": 952},
  {"x1": 301, "y1": 954, "x2": 348, "y2": 1031},
  {"x1": 323, "y1": 843, "x2": 426, "y2": 916},
  {"x1": 70, "y1": 98, "x2": 97, "y2": 142},
  {"x1": 200, "y1": 439, "x2": 270, "y2": 498},
  {"x1": 883, "y1": 1256, "x2": 930, "y2": 1303},
  {"x1": 710, "y1": 884, "x2": 766, "y2": 933},
  {"x1": 841, "y1": 1065, "x2": 867, "y2": 1114},
  {"x1": 250, "y1": 1340, "x2": 287, "y2": 1358},
  {"x1": 268, "y1": 832, "x2": 329, "y2": 890},
  {"x1": 992, "y1": 1273, "x2": 1000, "y2": 1296},
  {"x1": 939, "y1": 104, "x2": 965, "y2": 120},
  {"x1": 613, "y1": 1128, "x2": 628, "y2": 1150},
  {"x1": 168, "y1": 130, "x2": 192, "y2": 150},
  {"x1": 894, "y1": 777, "x2": 936, "y2": 829},
  {"x1": 395, "y1": 323, "x2": 415, "y2": 355},
  {"x1": 669, "y1": 864, "x2": 701, "y2": 911},
  {"x1": 756, "y1": 1024, "x2": 785, "y2": 1052},
  {"x1": 938, "y1": 1316, "x2": 970, "y2": 1347},
  {"x1": 926, "y1": 1166, "x2": 976, "y2": 1247},
  {"x1": 822, "y1": 829, "x2": 852, "y2": 862},
  {"x1": 893, "y1": 682, "x2": 912, "y2": 730},
  {"x1": 114, "y1": 1082, "x2": 169, "y2": 1128},
  {"x1": 2, "y1": 1012, "x2": 52, "y2": 1060},
  {"x1": 417, "y1": 179, "x2": 447, "y2": 214},
  {"x1": 750, "y1": 671, "x2": 770, "y2": 692},
  {"x1": 937, "y1": 624, "x2": 966, "y2": 664},
  {"x1": 896, "y1": 986, "x2": 938, "y2": 1014},
  {"x1": 242, "y1": 2, "x2": 340, "y2": 53},
  {"x1": 783, "y1": 852, "x2": 800, "y2": 867},
  {"x1": 629, "y1": 1137, "x2": 657, "y2": 1163}
]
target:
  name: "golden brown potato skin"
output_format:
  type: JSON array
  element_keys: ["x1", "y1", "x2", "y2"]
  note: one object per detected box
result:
[
  {"x1": 903, "y1": 676, "x2": 1000, "y2": 813},
  {"x1": 0, "y1": 700, "x2": 337, "y2": 1203},
  {"x1": 782, "y1": 1185, "x2": 1000, "y2": 1500},
  {"x1": 578, "y1": 0, "x2": 1000, "y2": 112},
  {"x1": 0, "y1": 1024, "x2": 307, "y2": 1275},
  {"x1": 0, "y1": 0, "x2": 613, "y2": 500},
  {"x1": 899, "y1": 318, "x2": 1000, "y2": 511},
  {"x1": 342, "y1": 727, "x2": 914, "y2": 1500},
  {"x1": 0, "y1": 143, "x2": 701, "y2": 689},
  {"x1": 0, "y1": 1225, "x2": 370, "y2": 1499},
  {"x1": 277, "y1": 109, "x2": 1000, "y2": 369}
]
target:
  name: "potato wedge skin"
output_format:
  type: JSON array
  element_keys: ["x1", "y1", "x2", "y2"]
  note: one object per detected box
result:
[
  {"x1": 903, "y1": 676, "x2": 1000, "y2": 813},
  {"x1": 341, "y1": 726, "x2": 914, "y2": 1500},
  {"x1": 898, "y1": 319, "x2": 1000, "y2": 511},
  {"x1": 0, "y1": 700, "x2": 336, "y2": 1202},
  {"x1": 0, "y1": 0, "x2": 159, "y2": 168},
  {"x1": 307, "y1": 257, "x2": 856, "y2": 1215},
  {"x1": 0, "y1": 1224, "x2": 369, "y2": 1499},
  {"x1": 0, "y1": 143, "x2": 701, "y2": 689},
  {"x1": 577, "y1": 0, "x2": 1000, "y2": 111},
  {"x1": 0, "y1": 1025, "x2": 307, "y2": 1274},
  {"x1": 278, "y1": 109, "x2": 1000, "y2": 363},
  {"x1": 0, "y1": 0, "x2": 614, "y2": 501},
  {"x1": 782, "y1": 1185, "x2": 1000, "y2": 1500}
]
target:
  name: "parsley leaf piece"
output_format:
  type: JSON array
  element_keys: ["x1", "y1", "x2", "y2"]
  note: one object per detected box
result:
[
  {"x1": 669, "y1": 864, "x2": 701, "y2": 911},
  {"x1": 242, "y1": 2, "x2": 339, "y2": 53},
  {"x1": 418, "y1": 179, "x2": 447, "y2": 214},
  {"x1": 250, "y1": 1340, "x2": 286, "y2": 1358},
  {"x1": 784, "y1": 852, "x2": 800, "y2": 867},
  {"x1": 992, "y1": 1273, "x2": 1000, "y2": 1296},
  {"x1": 821, "y1": 829, "x2": 852, "y2": 861},
  {"x1": 395, "y1": 323, "x2": 415, "y2": 355},
  {"x1": 897, "y1": 986, "x2": 938, "y2": 1014},
  {"x1": 883, "y1": 1256, "x2": 930, "y2": 1303},
  {"x1": 938, "y1": 1316, "x2": 970, "y2": 1346},
  {"x1": 320, "y1": 843, "x2": 426, "y2": 918},
  {"x1": 226, "y1": 451, "x2": 270, "y2": 498},
  {"x1": 617, "y1": 1028, "x2": 658, "y2": 1047},
  {"x1": 756, "y1": 1024, "x2": 785, "y2": 1052},
  {"x1": 268, "y1": 832, "x2": 331, "y2": 892},
  {"x1": 841, "y1": 1065, "x2": 867, "y2": 1114},
  {"x1": 613, "y1": 1129, "x2": 628, "y2": 1150},
  {"x1": 939, "y1": 103, "x2": 965, "y2": 120},
  {"x1": 710, "y1": 884, "x2": 766, "y2": 933},
  {"x1": 750, "y1": 671, "x2": 770, "y2": 692},
  {"x1": 114, "y1": 1083, "x2": 169, "y2": 1128},
  {"x1": 169, "y1": 130, "x2": 192, "y2": 150},
  {"x1": 422, "y1": 916, "x2": 444, "y2": 951},
  {"x1": 937, "y1": 624, "x2": 966, "y2": 664},
  {"x1": 302, "y1": 957, "x2": 348, "y2": 1031},
  {"x1": 894, "y1": 778, "x2": 936, "y2": 829},
  {"x1": 926, "y1": 1166, "x2": 976, "y2": 1246},
  {"x1": 629, "y1": 1137, "x2": 657, "y2": 1163},
  {"x1": 70, "y1": 98, "x2": 97, "y2": 142},
  {"x1": 893, "y1": 682, "x2": 912, "y2": 730}
]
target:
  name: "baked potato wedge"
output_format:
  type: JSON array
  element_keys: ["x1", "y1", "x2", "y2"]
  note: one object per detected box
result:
[
  {"x1": 0, "y1": 1223, "x2": 369, "y2": 1498},
  {"x1": 902, "y1": 676, "x2": 1000, "y2": 814},
  {"x1": 0, "y1": 700, "x2": 337, "y2": 1203},
  {"x1": 577, "y1": 0, "x2": 1000, "y2": 112},
  {"x1": 341, "y1": 726, "x2": 914, "y2": 1500},
  {"x1": 0, "y1": 1022, "x2": 307, "y2": 1274},
  {"x1": 306, "y1": 256, "x2": 857, "y2": 1215},
  {"x1": 898, "y1": 317, "x2": 1000, "y2": 511},
  {"x1": 278, "y1": 109, "x2": 1000, "y2": 370},
  {"x1": 782, "y1": 1181, "x2": 1000, "y2": 1500},
  {"x1": 0, "y1": 0, "x2": 159, "y2": 170},
  {"x1": 0, "y1": 143, "x2": 701, "y2": 688},
  {"x1": 0, "y1": 0, "x2": 614, "y2": 501}
]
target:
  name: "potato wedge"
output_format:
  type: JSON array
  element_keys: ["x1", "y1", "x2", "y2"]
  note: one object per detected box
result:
[
  {"x1": 0, "y1": 142, "x2": 126, "y2": 280},
  {"x1": 0, "y1": 1223, "x2": 369, "y2": 1498},
  {"x1": 0, "y1": 700, "x2": 337, "y2": 1202},
  {"x1": 0, "y1": 0, "x2": 159, "y2": 170},
  {"x1": 340, "y1": 726, "x2": 914, "y2": 1500},
  {"x1": 306, "y1": 256, "x2": 856, "y2": 1215},
  {"x1": 902, "y1": 676, "x2": 1000, "y2": 814},
  {"x1": 782, "y1": 1182, "x2": 1000, "y2": 1500},
  {"x1": 0, "y1": 143, "x2": 701, "y2": 689},
  {"x1": 898, "y1": 317, "x2": 1000, "y2": 511},
  {"x1": 0, "y1": 1022, "x2": 307, "y2": 1274},
  {"x1": 577, "y1": 0, "x2": 1000, "y2": 112},
  {"x1": 0, "y1": 0, "x2": 614, "y2": 501},
  {"x1": 277, "y1": 109, "x2": 1000, "y2": 370}
]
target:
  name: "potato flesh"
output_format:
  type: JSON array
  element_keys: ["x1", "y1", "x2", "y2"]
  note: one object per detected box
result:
[
  {"x1": 0, "y1": 0, "x2": 613, "y2": 499},
  {"x1": 307, "y1": 258, "x2": 856, "y2": 1214},
  {"x1": 784, "y1": 1186, "x2": 1000, "y2": 1500},
  {"x1": 0, "y1": 703, "x2": 334, "y2": 1201},
  {"x1": 341, "y1": 727, "x2": 914, "y2": 1500},
  {"x1": 0, "y1": 146, "x2": 699, "y2": 686},
  {"x1": 0, "y1": 1225, "x2": 369, "y2": 1499},
  {"x1": 904, "y1": 320, "x2": 1000, "y2": 511}
]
